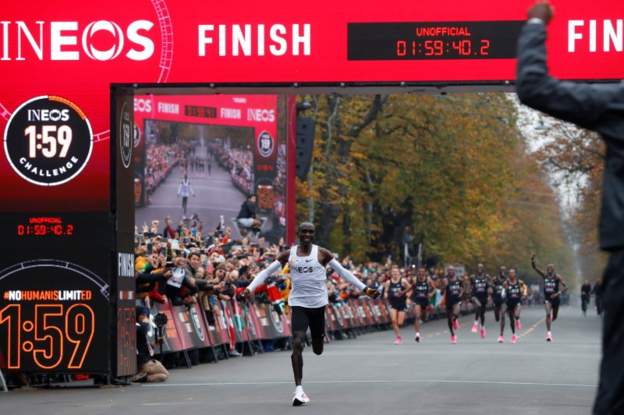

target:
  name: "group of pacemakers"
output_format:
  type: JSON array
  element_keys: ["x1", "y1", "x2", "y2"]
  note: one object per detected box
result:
[{"x1": 384, "y1": 255, "x2": 567, "y2": 345}]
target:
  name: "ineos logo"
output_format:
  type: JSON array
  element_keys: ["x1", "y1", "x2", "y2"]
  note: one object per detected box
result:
[
  {"x1": 0, "y1": 20, "x2": 155, "y2": 61},
  {"x1": 133, "y1": 98, "x2": 152, "y2": 113},
  {"x1": 247, "y1": 108, "x2": 276, "y2": 122},
  {"x1": 27, "y1": 109, "x2": 70, "y2": 122}
]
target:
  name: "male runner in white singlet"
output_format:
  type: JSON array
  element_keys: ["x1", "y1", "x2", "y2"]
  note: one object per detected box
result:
[{"x1": 243, "y1": 222, "x2": 380, "y2": 406}]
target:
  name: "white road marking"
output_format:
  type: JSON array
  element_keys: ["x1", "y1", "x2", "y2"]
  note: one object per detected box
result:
[
  {"x1": 519, "y1": 317, "x2": 546, "y2": 339},
  {"x1": 144, "y1": 378, "x2": 595, "y2": 389}
]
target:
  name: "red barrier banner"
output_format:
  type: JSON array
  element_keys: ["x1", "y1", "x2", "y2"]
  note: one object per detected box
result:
[
  {"x1": 334, "y1": 303, "x2": 352, "y2": 329},
  {"x1": 369, "y1": 300, "x2": 382, "y2": 325},
  {"x1": 346, "y1": 302, "x2": 358, "y2": 328},
  {"x1": 347, "y1": 300, "x2": 359, "y2": 327},
  {"x1": 211, "y1": 301, "x2": 230, "y2": 346},
  {"x1": 170, "y1": 305, "x2": 198, "y2": 351},
  {"x1": 325, "y1": 305, "x2": 338, "y2": 332},
  {"x1": 252, "y1": 303, "x2": 276, "y2": 340},
  {"x1": 231, "y1": 299, "x2": 250, "y2": 343},
  {"x1": 377, "y1": 300, "x2": 391, "y2": 324},
  {"x1": 221, "y1": 300, "x2": 238, "y2": 350},
  {"x1": 189, "y1": 302, "x2": 213, "y2": 349},
  {"x1": 199, "y1": 297, "x2": 226, "y2": 347},
  {"x1": 280, "y1": 310, "x2": 292, "y2": 338},
  {"x1": 359, "y1": 299, "x2": 375, "y2": 326},
  {"x1": 269, "y1": 305, "x2": 288, "y2": 338},
  {"x1": 244, "y1": 301, "x2": 264, "y2": 341}
]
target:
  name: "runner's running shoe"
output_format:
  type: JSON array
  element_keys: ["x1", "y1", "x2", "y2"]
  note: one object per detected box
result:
[{"x1": 292, "y1": 386, "x2": 310, "y2": 406}]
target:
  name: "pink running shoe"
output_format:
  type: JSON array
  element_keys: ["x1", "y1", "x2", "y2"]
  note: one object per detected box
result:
[
  {"x1": 497, "y1": 336, "x2": 504, "y2": 343},
  {"x1": 516, "y1": 319, "x2": 523, "y2": 330},
  {"x1": 511, "y1": 335, "x2": 518, "y2": 344},
  {"x1": 451, "y1": 335, "x2": 458, "y2": 344},
  {"x1": 394, "y1": 336, "x2": 402, "y2": 345},
  {"x1": 546, "y1": 332, "x2": 553, "y2": 342},
  {"x1": 480, "y1": 327, "x2": 487, "y2": 339},
  {"x1": 471, "y1": 322, "x2": 479, "y2": 333}
]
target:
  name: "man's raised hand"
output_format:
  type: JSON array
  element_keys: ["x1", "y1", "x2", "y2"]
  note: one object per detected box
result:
[{"x1": 528, "y1": 0, "x2": 554, "y2": 25}]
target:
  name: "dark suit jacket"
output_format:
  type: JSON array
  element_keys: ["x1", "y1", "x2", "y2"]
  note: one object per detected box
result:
[{"x1": 516, "y1": 22, "x2": 624, "y2": 250}]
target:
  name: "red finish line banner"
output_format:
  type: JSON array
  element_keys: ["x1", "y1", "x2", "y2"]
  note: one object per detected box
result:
[{"x1": 0, "y1": 0, "x2": 622, "y2": 211}]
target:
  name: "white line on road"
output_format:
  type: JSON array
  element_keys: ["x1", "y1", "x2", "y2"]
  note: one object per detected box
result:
[
  {"x1": 143, "y1": 378, "x2": 595, "y2": 389},
  {"x1": 520, "y1": 317, "x2": 546, "y2": 339}
]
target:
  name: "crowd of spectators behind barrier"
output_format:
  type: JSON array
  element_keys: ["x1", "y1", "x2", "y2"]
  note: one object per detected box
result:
[
  {"x1": 207, "y1": 140, "x2": 254, "y2": 195},
  {"x1": 143, "y1": 144, "x2": 183, "y2": 200},
  {"x1": 135, "y1": 215, "x2": 553, "y2": 328}
]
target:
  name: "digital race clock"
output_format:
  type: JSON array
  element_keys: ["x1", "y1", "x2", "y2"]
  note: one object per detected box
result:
[
  {"x1": 184, "y1": 105, "x2": 217, "y2": 118},
  {"x1": 348, "y1": 21, "x2": 524, "y2": 60},
  {"x1": 17, "y1": 224, "x2": 74, "y2": 237}
]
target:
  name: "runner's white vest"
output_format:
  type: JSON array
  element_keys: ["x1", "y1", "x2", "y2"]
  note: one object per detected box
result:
[{"x1": 288, "y1": 245, "x2": 328, "y2": 308}]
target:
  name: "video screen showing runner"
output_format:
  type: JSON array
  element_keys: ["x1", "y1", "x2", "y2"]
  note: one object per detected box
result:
[{"x1": 134, "y1": 115, "x2": 287, "y2": 245}]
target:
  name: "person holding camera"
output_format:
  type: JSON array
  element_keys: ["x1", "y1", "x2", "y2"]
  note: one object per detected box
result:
[
  {"x1": 242, "y1": 222, "x2": 380, "y2": 406},
  {"x1": 236, "y1": 194, "x2": 263, "y2": 237},
  {"x1": 132, "y1": 306, "x2": 169, "y2": 383}
]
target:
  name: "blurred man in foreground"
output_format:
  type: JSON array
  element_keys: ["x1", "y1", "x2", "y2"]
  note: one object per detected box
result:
[{"x1": 516, "y1": 2, "x2": 624, "y2": 413}]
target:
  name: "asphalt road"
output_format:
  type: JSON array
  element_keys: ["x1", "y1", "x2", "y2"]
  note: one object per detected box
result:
[{"x1": 0, "y1": 306, "x2": 602, "y2": 415}]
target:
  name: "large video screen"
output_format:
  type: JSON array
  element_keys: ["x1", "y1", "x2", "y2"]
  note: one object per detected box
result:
[{"x1": 133, "y1": 95, "x2": 288, "y2": 245}]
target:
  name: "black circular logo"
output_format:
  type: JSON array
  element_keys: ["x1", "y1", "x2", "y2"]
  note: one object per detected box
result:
[
  {"x1": 257, "y1": 131, "x2": 274, "y2": 158},
  {"x1": 133, "y1": 123, "x2": 142, "y2": 148},
  {"x1": 120, "y1": 101, "x2": 132, "y2": 169},
  {"x1": 3, "y1": 96, "x2": 93, "y2": 186}
]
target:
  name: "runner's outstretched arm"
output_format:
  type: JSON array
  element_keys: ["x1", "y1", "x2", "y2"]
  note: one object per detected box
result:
[
  {"x1": 328, "y1": 258, "x2": 366, "y2": 291},
  {"x1": 246, "y1": 251, "x2": 289, "y2": 293},
  {"x1": 531, "y1": 255, "x2": 546, "y2": 278}
]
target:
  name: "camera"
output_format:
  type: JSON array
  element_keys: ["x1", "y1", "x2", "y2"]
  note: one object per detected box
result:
[
  {"x1": 153, "y1": 312, "x2": 168, "y2": 354},
  {"x1": 154, "y1": 312, "x2": 168, "y2": 328}
]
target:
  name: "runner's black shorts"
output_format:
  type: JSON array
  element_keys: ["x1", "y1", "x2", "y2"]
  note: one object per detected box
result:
[
  {"x1": 291, "y1": 306, "x2": 326, "y2": 340},
  {"x1": 506, "y1": 300, "x2": 520, "y2": 310},
  {"x1": 545, "y1": 296, "x2": 560, "y2": 308},
  {"x1": 472, "y1": 294, "x2": 488, "y2": 306},
  {"x1": 389, "y1": 299, "x2": 407, "y2": 312},
  {"x1": 446, "y1": 299, "x2": 460, "y2": 312},
  {"x1": 412, "y1": 298, "x2": 429, "y2": 309},
  {"x1": 494, "y1": 298, "x2": 505, "y2": 308}
]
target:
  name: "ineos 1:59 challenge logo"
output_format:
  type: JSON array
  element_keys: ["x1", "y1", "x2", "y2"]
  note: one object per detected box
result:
[
  {"x1": 3, "y1": 96, "x2": 93, "y2": 186},
  {"x1": 120, "y1": 101, "x2": 132, "y2": 169},
  {"x1": 257, "y1": 131, "x2": 274, "y2": 158}
]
